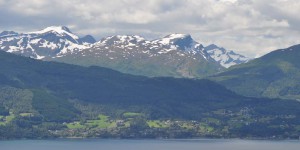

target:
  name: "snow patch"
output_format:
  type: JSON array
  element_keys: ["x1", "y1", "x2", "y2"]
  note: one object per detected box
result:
[
  {"x1": 205, "y1": 46, "x2": 250, "y2": 68},
  {"x1": 28, "y1": 26, "x2": 79, "y2": 40},
  {"x1": 152, "y1": 34, "x2": 190, "y2": 45}
]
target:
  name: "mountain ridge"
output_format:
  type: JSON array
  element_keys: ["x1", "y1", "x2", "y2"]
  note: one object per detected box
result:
[
  {"x1": 0, "y1": 26, "x2": 249, "y2": 77},
  {"x1": 204, "y1": 44, "x2": 250, "y2": 68},
  {"x1": 55, "y1": 33, "x2": 222, "y2": 78},
  {"x1": 0, "y1": 26, "x2": 95, "y2": 59}
]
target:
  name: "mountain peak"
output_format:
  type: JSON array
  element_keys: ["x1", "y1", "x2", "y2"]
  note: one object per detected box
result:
[
  {"x1": 152, "y1": 33, "x2": 194, "y2": 47},
  {"x1": 115, "y1": 35, "x2": 145, "y2": 42},
  {"x1": 0, "y1": 26, "x2": 92, "y2": 59},
  {"x1": 204, "y1": 44, "x2": 249, "y2": 68},
  {"x1": 97, "y1": 35, "x2": 146, "y2": 46},
  {"x1": 42, "y1": 26, "x2": 71, "y2": 33},
  {"x1": 0, "y1": 31, "x2": 18, "y2": 37},
  {"x1": 28, "y1": 26, "x2": 79, "y2": 40},
  {"x1": 164, "y1": 33, "x2": 191, "y2": 39}
]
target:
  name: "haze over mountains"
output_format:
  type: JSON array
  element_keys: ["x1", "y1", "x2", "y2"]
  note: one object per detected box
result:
[{"x1": 0, "y1": 26, "x2": 249, "y2": 78}]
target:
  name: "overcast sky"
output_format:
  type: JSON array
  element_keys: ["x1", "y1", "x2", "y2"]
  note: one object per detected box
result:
[{"x1": 0, "y1": 0, "x2": 299, "y2": 57}]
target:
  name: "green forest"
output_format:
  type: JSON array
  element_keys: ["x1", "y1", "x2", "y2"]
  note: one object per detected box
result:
[{"x1": 0, "y1": 51, "x2": 300, "y2": 139}]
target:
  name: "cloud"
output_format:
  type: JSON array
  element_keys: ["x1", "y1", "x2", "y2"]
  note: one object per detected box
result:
[{"x1": 0, "y1": 0, "x2": 299, "y2": 57}]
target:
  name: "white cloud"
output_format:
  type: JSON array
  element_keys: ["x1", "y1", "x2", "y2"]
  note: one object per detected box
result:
[
  {"x1": 7, "y1": 0, "x2": 51, "y2": 15},
  {"x1": 220, "y1": 0, "x2": 238, "y2": 2},
  {"x1": 0, "y1": 0, "x2": 299, "y2": 57}
]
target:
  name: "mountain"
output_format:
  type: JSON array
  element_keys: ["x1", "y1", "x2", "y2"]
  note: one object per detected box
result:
[
  {"x1": 0, "y1": 50, "x2": 230, "y2": 119},
  {"x1": 204, "y1": 44, "x2": 250, "y2": 68},
  {"x1": 210, "y1": 44, "x2": 300, "y2": 100},
  {"x1": 0, "y1": 26, "x2": 249, "y2": 78},
  {"x1": 1, "y1": 51, "x2": 300, "y2": 139},
  {"x1": 0, "y1": 26, "x2": 95, "y2": 59},
  {"x1": 0, "y1": 31, "x2": 18, "y2": 37},
  {"x1": 54, "y1": 34, "x2": 223, "y2": 78},
  {"x1": 1, "y1": 50, "x2": 300, "y2": 139},
  {"x1": 0, "y1": 50, "x2": 239, "y2": 118}
]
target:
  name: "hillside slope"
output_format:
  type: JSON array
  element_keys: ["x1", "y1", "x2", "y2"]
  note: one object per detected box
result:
[
  {"x1": 0, "y1": 51, "x2": 300, "y2": 139},
  {"x1": 210, "y1": 44, "x2": 300, "y2": 100}
]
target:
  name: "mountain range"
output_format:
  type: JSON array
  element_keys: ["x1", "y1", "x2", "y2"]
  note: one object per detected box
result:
[
  {"x1": 0, "y1": 26, "x2": 95, "y2": 59},
  {"x1": 1, "y1": 26, "x2": 300, "y2": 100},
  {"x1": 0, "y1": 26, "x2": 249, "y2": 78},
  {"x1": 1, "y1": 26, "x2": 300, "y2": 139},
  {"x1": 1, "y1": 50, "x2": 300, "y2": 139}
]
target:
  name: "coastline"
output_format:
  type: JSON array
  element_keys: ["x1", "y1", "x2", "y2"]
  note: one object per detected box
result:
[{"x1": 1, "y1": 135, "x2": 299, "y2": 141}]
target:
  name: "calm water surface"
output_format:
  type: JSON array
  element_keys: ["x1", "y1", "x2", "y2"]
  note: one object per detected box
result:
[{"x1": 1, "y1": 139, "x2": 300, "y2": 150}]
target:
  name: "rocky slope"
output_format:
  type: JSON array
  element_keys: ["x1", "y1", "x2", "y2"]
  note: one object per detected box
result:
[{"x1": 204, "y1": 44, "x2": 249, "y2": 68}]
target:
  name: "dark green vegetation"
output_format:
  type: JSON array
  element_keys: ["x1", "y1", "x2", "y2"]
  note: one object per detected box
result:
[
  {"x1": 32, "y1": 90, "x2": 78, "y2": 122},
  {"x1": 0, "y1": 51, "x2": 300, "y2": 139},
  {"x1": 210, "y1": 44, "x2": 300, "y2": 100},
  {"x1": 53, "y1": 50, "x2": 221, "y2": 78}
]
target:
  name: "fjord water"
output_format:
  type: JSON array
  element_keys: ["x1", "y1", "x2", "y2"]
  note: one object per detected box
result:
[{"x1": 1, "y1": 139, "x2": 300, "y2": 150}]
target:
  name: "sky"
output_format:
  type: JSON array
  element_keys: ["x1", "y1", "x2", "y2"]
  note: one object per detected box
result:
[{"x1": 0, "y1": 0, "x2": 300, "y2": 58}]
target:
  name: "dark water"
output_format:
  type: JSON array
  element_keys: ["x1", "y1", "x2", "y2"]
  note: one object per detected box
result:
[{"x1": 1, "y1": 139, "x2": 300, "y2": 150}]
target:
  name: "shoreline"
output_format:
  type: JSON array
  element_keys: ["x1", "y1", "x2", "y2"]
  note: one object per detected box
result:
[{"x1": 1, "y1": 136, "x2": 299, "y2": 141}]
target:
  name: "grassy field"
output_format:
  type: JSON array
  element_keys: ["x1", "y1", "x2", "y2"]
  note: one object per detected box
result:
[
  {"x1": 66, "y1": 122, "x2": 86, "y2": 129},
  {"x1": 65, "y1": 113, "x2": 216, "y2": 133},
  {"x1": 199, "y1": 123, "x2": 214, "y2": 133},
  {"x1": 180, "y1": 122, "x2": 194, "y2": 129},
  {"x1": 20, "y1": 113, "x2": 34, "y2": 117},
  {"x1": 0, "y1": 115, "x2": 4, "y2": 126},
  {"x1": 67, "y1": 114, "x2": 117, "y2": 129},
  {"x1": 147, "y1": 120, "x2": 169, "y2": 128},
  {"x1": 0, "y1": 113, "x2": 15, "y2": 126},
  {"x1": 86, "y1": 114, "x2": 116, "y2": 128}
]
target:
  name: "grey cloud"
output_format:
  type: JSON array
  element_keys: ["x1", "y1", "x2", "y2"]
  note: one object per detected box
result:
[{"x1": 0, "y1": 0, "x2": 299, "y2": 57}]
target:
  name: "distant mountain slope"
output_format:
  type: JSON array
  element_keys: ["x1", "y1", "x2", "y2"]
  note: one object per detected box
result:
[
  {"x1": 0, "y1": 26, "x2": 249, "y2": 78},
  {"x1": 0, "y1": 50, "x2": 238, "y2": 120},
  {"x1": 0, "y1": 50, "x2": 298, "y2": 118},
  {"x1": 210, "y1": 44, "x2": 300, "y2": 100},
  {"x1": 204, "y1": 44, "x2": 249, "y2": 68},
  {"x1": 0, "y1": 26, "x2": 95, "y2": 59},
  {"x1": 54, "y1": 34, "x2": 223, "y2": 78}
]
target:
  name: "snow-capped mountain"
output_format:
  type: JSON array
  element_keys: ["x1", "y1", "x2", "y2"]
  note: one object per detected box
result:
[
  {"x1": 86, "y1": 33, "x2": 213, "y2": 61},
  {"x1": 0, "y1": 26, "x2": 250, "y2": 77},
  {"x1": 55, "y1": 33, "x2": 223, "y2": 78},
  {"x1": 0, "y1": 26, "x2": 95, "y2": 59},
  {"x1": 204, "y1": 44, "x2": 249, "y2": 68},
  {"x1": 150, "y1": 34, "x2": 210, "y2": 58}
]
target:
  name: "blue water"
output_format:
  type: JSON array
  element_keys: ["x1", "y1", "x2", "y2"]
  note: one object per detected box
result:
[{"x1": 1, "y1": 139, "x2": 300, "y2": 150}]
